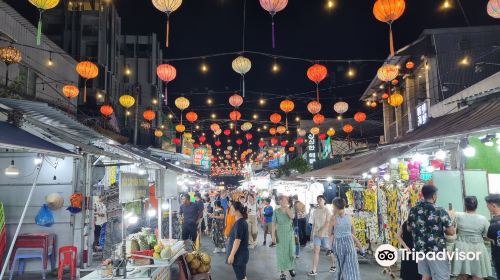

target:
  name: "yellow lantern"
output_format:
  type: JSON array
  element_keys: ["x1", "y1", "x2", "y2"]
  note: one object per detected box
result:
[
  {"x1": 154, "y1": 130, "x2": 163, "y2": 137},
  {"x1": 232, "y1": 56, "x2": 252, "y2": 97},
  {"x1": 175, "y1": 97, "x2": 190, "y2": 111},
  {"x1": 29, "y1": 0, "x2": 60, "y2": 45},
  {"x1": 327, "y1": 128, "x2": 336, "y2": 137},
  {"x1": 184, "y1": 132, "x2": 193, "y2": 139},
  {"x1": 310, "y1": 127, "x2": 320, "y2": 135},
  {"x1": 176, "y1": 124, "x2": 186, "y2": 133},
  {"x1": 377, "y1": 64, "x2": 399, "y2": 82},
  {"x1": 151, "y1": 0, "x2": 183, "y2": 47},
  {"x1": 119, "y1": 94, "x2": 135, "y2": 109},
  {"x1": 241, "y1": 122, "x2": 252, "y2": 132},
  {"x1": 388, "y1": 92, "x2": 404, "y2": 107}
]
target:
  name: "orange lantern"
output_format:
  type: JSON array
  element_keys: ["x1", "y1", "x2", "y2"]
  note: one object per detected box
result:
[
  {"x1": 270, "y1": 113, "x2": 282, "y2": 124},
  {"x1": 76, "y1": 61, "x2": 99, "y2": 103},
  {"x1": 370, "y1": 101, "x2": 378, "y2": 108},
  {"x1": 280, "y1": 99, "x2": 294, "y2": 113},
  {"x1": 391, "y1": 79, "x2": 399, "y2": 85},
  {"x1": 373, "y1": 0, "x2": 406, "y2": 56},
  {"x1": 175, "y1": 124, "x2": 186, "y2": 133},
  {"x1": 62, "y1": 85, "x2": 79, "y2": 99},
  {"x1": 269, "y1": 127, "x2": 277, "y2": 135},
  {"x1": 382, "y1": 93, "x2": 390, "y2": 99},
  {"x1": 377, "y1": 64, "x2": 399, "y2": 82},
  {"x1": 185, "y1": 111, "x2": 198, "y2": 123},
  {"x1": 100, "y1": 105, "x2": 113, "y2": 117},
  {"x1": 143, "y1": 110, "x2": 156, "y2": 121},
  {"x1": 276, "y1": 126, "x2": 286, "y2": 134},
  {"x1": 210, "y1": 123, "x2": 221, "y2": 132},
  {"x1": 313, "y1": 113, "x2": 325, "y2": 125},
  {"x1": 307, "y1": 64, "x2": 328, "y2": 101},
  {"x1": 157, "y1": 64, "x2": 177, "y2": 105},
  {"x1": 343, "y1": 124, "x2": 354, "y2": 134},
  {"x1": 388, "y1": 92, "x2": 404, "y2": 107},
  {"x1": 307, "y1": 100, "x2": 322, "y2": 115},
  {"x1": 229, "y1": 93, "x2": 244, "y2": 108},
  {"x1": 229, "y1": 110, "x2": 242, "y2": 121},
  {"x1": 310, "y1": 127, "x2": 320, "y2": 135},
  {"x1": 154, "y1": 130, "x2": 163, "y2": 137},
  {"x1": 354, "y1": 112, "x2": 367, "y2": 123},
  {"x1": 327, "y1": 128, "x2": 336, "y2": 137},
  {"x1": 405, "y1": 61, "x2": 415, "y2": 69}
]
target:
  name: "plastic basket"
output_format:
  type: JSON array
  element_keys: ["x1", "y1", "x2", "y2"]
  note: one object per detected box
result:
[{"x1": 130, "y1": 249, "x2": 153, "y2": 260}]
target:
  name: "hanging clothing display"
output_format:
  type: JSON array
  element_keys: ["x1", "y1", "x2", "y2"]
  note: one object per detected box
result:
[{"x1": 323, "y1": 182, "x2": 337, "y2": 203}]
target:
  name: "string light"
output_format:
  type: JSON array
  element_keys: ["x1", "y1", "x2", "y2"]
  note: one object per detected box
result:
[
  {"x1": 272, "y1": 62, "x2": 280, "y2": 73},
  {"x1": 459, "y1": 56, "x2": 470, "y2": 66},
  {"x1": 263, "y1": 125, "x2": 268, "y2": 129},
  {"x1": 195, "y1": 125, "x2": 200, "y2": 129},
  {"x1": 152, "y1": 99, "x2": 158, "y2": 105},
  {"x1": 295, "y1": 116, "x2": 300, "y2": 122},
  {"x1": 160, "y1": 124, "x2": 165, "y2": 129},
  {"x1": 47, "y1": 52, "x2": 53, "y2": 66},
  {"x1": 207, "y1": 98, "x2": 213, "y2": 105},
  {"x1": 441, "y1": 0, "x2": 451, "y2": 10},
  {"x1": 253, "y1": 114, "x2": 258, "y2": 119},
  {"x1": 347, "y1": 67, "x2": 355, "y2": 78},
  {"x1": 200, "y1": 63, "x2": 208, "y2": 73},
  {"x1": 337, "y1": 115, "x2": 342, "y2": 120},
  {"x1": 168, "y1": 114, "x2": 173, "y2": 119},
  {"x1": 211, "y1": 113, "x2": 217, "y2": 119},
  {"x1": 126, "y1": 111, "x2": 131, "y2": 116},
  {"x1": 125, "y1": 65, "x2": 131, "y2": 76},
  {"x1": 326, "y1": 0, "x2": 335, "y2": 10},
  {"x1": 259, "y1": 98, "x2": 266, "y2": 105}
]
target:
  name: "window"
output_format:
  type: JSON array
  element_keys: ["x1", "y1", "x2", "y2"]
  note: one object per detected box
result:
[{"x1": 417, "y1": 103, "x2": 428, "y2": 127}]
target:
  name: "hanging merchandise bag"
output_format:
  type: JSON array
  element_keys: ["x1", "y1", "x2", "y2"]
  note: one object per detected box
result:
[
  {"x1": 35, "y1": 204, "x2": 54, "y2": 227},
  {"x1": 67, "y1": 193, "x2": 83, "y2": 214}
]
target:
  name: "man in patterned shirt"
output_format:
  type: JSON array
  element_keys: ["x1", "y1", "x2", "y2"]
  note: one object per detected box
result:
[{"x1": 407, "y1": 185, "x2": 455, "y2": 280}]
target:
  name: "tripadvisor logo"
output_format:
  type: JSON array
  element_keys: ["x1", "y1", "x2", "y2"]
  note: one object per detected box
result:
[{"x1": 374, "y1": 244, "x2": 482, "y2": 267}]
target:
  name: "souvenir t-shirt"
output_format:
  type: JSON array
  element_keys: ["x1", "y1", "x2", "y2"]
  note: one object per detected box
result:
[
  {"x1": 323, "y1": 183, "x2": 337, "y2": 204},
  {"x1": 407, "y1": 201, "x2": 452, "y2": 252},
  {"x1": 226, "y1": 218, "x2": 249, "y2": 266}
]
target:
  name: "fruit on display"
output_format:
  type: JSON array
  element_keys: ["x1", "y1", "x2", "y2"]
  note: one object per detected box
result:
[{"x1": 186, "y1": 251, "x2": 212, "y2": 275}]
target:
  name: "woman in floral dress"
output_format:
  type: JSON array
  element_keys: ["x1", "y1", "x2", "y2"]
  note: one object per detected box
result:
[{"x1": 210, "y1": 201, "x2": 226, "y2": 253}]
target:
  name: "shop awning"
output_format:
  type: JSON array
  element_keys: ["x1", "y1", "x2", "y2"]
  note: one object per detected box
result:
[
  {"x1": 0, "y1": 122, "x2": 76, "y2": 157},
  {"x1": 299, "y1": 145, "x2": 414, "y2": 179}
]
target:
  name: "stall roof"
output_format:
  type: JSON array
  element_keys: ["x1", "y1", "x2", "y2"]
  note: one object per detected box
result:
[
  {"x1": 299, "y1": 145, "x2": 415, "y2": 179},
  {"x1": 0, "y1": 122, "x2": 76, "y2": 157}
]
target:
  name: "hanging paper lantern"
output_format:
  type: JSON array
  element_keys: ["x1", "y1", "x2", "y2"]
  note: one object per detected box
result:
[
  {"x1": 199, "y1": 135, "x2": 206, "y2": 143},
  {"x1": 391, "y1": 79, "x2": 399, "y2": 85},
  {"x1": 210, "y1": 123, "x2": 221, "y2": 132},
  {"x1": 277, "y1": 126, "x2": 287, "y2": 134},
  {"x1": 288, "y1": 146, "x2": 296, "y2": 152},
  {"x1": 259, "y1": 0, "x2": 288, "y2": 48},
  {"x1": 143, "y1": 110, "x2": 156, "y2": 121},
  {"x1": 28, "y1": 0, "x2": 60, "y2": 45},
  {"x1": 229, "y1": 93, "x2": 244, "y2": 108},
  {"x1": 232, "y1": 56, "x2": 252, "y2": 97},
  {"x1": 370, "y1": 101, "x2": 378, "y2": 108},
  {"x1": 245, "y1": 133, "x2": 253, "y2": 141},
  {"x1": 406, "y1": 60, "x2": 415, "y2": 69},
  {"x1": 280, "y1": 99, "x2": 295, "y2": 113},
  {"x1": 215, "y1": 129, "x2": 222, "y2": 136},
  {"x1": 333, "y1": 101, "x2": 348, "y2": 115},
  {"x1": 377, "y1": 64, "x2": 399, "y2": 82},
  {"x1": 373, "y1": 0, "x2": 406, "y2": 56},
  {"x1": 193, "y1": 143, "x2": 200, "y2": 148},
  {"x1": 0, "y1": 46, "x2": 22, "y2": 66},
  {"x1": 173, "y1": 138, "x2": 181, "y2": 145},
  {"x1": 215, "y1": 140, "x2": 222, "y2": 147},
  {"x1": 236, "y1": 138, "x2": 243, "y2": 145},
  {"x1": 175, "y1": 96, "x2": 190, "y2": 111},
  {"x1": 280, "y1": 140, "x2": 288, "y2": 147},
  {"x1": 185, "y1": 111, "x2": 198, "y2": 123},
  {"x1": 176, "y1": 124, "x2": 186, "y2": 133},
  {"x1": 62, "y1": 85, "x2": 79, "y2": 99},
  {"x1": 229, "y1": 110, "x2": 242, "y2": 121},
  {"x1": 313, "y1": 114, "x2": 325, "y2": 125},
  {"x1": 327, "y1": 128, "x2": 336, "y2": 137},
  {"x1": 388, "y1": 92, "x2": 404, "y2": 107},
  {"x1": 296, "y1": 137, "x2": 304, "y2": 145},
  {"x1": 307, "y1": 64, "x2": 328, "y2": 101},
  {"x1": 119, "y1": 94, "x2": 135, "y2": 108},
  {"x1": 298, "y1": 128, "x2": 307, "y2": 137},
  {"x1": 156, "y1": 64, "x2": 177, "y2": 105},
  {"x1": 354, "y1": 112, "x2": 367, "y2": 123},
  {"x1": 258, "y1": 141, "x2": 266, "y2": 148},
  {"x1": 76, "y1": 61, "x2": 99, "y2": 103},
  {"x1": 271, "y1": 138, "x2": 279, "y2": 145},
  {"x1": 487, "y1": 0, "x2": 500, "y2": 18},
  {"x1": 241, "y1": 122, "x2": 252, "y2": 131},
  {"x1": 269, "y1": 127, "x2": 277, "y2": 135},
  {"x1": 319, "y1": 133, "x2": 327, "y2": 140},
  {"x1": 382, "y1": 93, "x2": 390, "y2": 99},
  {"x1": 100, "y1": 105, "x2": 113, "y2": 117},
  {"x1": 310, "y1": 127, "x2": 320, "y2": 135},
  {"x1": 224, "y1": 129, "x2": 231, "y2": 136},
  {"x1": 269, "y1": 113, "x2": 281, "y2": 124},
  {"x1": 151, "y1": 0, "x2": 182, "y2": 47},
  {"x1": 343, "y1": 124, "x2": 354, "y2": 133},
  {"x1": 184, "y1": 132, "x2": 193, "y2": 139},
  {"x1": 307, "y1": 101, "x2": 322, "y2": 114},
  {"x1": 154, "y1": 130, "x2": 163, "y2": 137}
]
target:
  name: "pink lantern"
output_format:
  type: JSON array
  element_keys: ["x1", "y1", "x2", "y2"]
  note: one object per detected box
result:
[
  {"x1": 157, "y1": 64, "x2": 177, "y2": 105},
  {"x1": 259, "y1": 0, "x2": 288, "y2": 48}
]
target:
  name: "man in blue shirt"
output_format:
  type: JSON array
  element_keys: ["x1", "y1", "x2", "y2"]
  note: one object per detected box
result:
[{"x1": 262, "y1": 198, "x2": 276, "y2": 247}]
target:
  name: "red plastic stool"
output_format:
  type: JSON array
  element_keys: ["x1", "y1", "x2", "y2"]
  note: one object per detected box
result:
[{"x1": 58, "y1": 246, "x2": 77, "y2": 280}]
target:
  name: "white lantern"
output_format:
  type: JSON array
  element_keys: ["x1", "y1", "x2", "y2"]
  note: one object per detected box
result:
[{"x1": 334, "y1": 101, "x2": 349, "y2": 115}]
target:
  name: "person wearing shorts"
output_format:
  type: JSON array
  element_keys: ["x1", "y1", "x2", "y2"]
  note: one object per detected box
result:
[
  {"x1": 262, "y1": 198, "x2": 275, "y2": 246},
  {"x1": 309, "y1": 195, "x2": 335, "y2": 276}
]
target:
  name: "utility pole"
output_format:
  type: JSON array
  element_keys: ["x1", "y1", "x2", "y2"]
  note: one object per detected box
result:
[{"x1": 133, "y1": 83, "x2": 140, "y2": 145}]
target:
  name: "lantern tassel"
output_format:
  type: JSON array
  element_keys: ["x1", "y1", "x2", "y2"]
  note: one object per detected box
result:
[
  {"x1": 166, "y1": 15, "x2": 171, "y2": 48},
  {"x1": 389, "y1": 23, "x2": 395, "y2": 57},
  {"x1": 271, "y1": 16, "x2": 276, "y2": 49},
  {"x1": 285, "y1": 114, "x2": 288, "y2": 130},
  {"x1": 36, "y1": 10, "x2": 43, "y2": 46},
  {"x1": 164, "y1": 83, "x2": 168, "y2": 105},
  {"x1": 242, "y1": 76, "x2": 246, "y2": 98},
  {"x1": 83, "y1": 79, "x2": 88, "y2": 103},
  {"x1": 316, "y1": 84, "x2": 320, "y2": 102}
]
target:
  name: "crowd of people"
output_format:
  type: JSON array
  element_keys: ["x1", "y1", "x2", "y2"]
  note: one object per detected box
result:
[{"x1": 177, "y1": 187, "x2": 500, "y2": 280}]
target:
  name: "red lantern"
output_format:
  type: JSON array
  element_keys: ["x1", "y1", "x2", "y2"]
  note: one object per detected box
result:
[
  {"x1": 215, "y1": 140, "x2": 222, "y2": 147},
  {"x1": 229, "y1": 93, "x2": 244, "y2": 108},
  {"x1": 173, "y1": 138, "x2": 181, "y2": 145},
  {"x1": 156, "y1": 64, "x2": 177, "y2": 105},
  {"x1": 245, "y1": 133, "x2": 253, "y2": 140},
  {"x1": 391, "y1": 79, "x2": 399, "y2": 86},
  {"x1": 406, "y1": 61, "x2": 415, "y2": 69},
  {"x1": 199, "y1": 135, "x2": 206, "y2": 143},
  {"x1": 229, "y1": 110, "x2": 242, "y2": 121},
  {"x1": 307, "y1": 64, "x2": 328, "y2": 101},
  {"x1": 382, "y1": 93, "x2": 390, "y2": 99},
  {"x1": 319, "y1": 133, "x2": 327, "y2": 140},
  {"x1": 373, "y1": 0, "x2": 406, "y2": 56},
  {"x1": 100, "y1": 105, "x2": 113, "y2": 117},
  {"x1": 343, "y1": 124, "x2": 354, "y2": 133},
  {"x1": 296, "y1": 137, "x2": 304, "y2": 145},
  {"x1": 288, "y1": 146, "x2": 296, "y2": 152},
  {"x1": 307, "y1": 101, "x2": 322, "y2": 114},
  {"x1": 185, "y1": 111, "x2": 198, "y2": 123},
  {"x1": 224, "y1": 129, "x2": 231, "y2": 136},
  {"x1": 271, "y1": 138, "x2": 279, "y2": 145},
  {"x1": 354, "y1": 112, "x2": 367, "y2": 123},
  {"x1": 236, "y1": 138, "x2": 243, "y2": 145},
  {"x1": 313, "y1": 113, "x2": 325, "y2": 125},
  {"x1": 258, "y1": 141, "x2": 265, "y2": 148},
  {"x1": 270, "y1": 113, "x2": 282, "y2": 124},
  {"x1": 280, "y1": 140, "x2": 288, "y2": 147},
  {"x1": 193, "y1": 143, "x2": 200, "y2": 148},
  {"x1": 143, "y1": 110, "x2": 156, "y2": 121}
]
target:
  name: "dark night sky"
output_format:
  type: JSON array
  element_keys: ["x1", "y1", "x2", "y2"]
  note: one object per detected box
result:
[{"x1": 6, "y1": 0, "x2": 500, "y2": 147}]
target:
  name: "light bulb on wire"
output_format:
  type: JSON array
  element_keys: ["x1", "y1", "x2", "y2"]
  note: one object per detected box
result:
[
  {"x1": 272, "y1": 62, "x2": 280, "y2": 73},
  {"x1": 207, "y1": 98, "x2": 213, "y2": 105},
  {"x1": 259, "y1": 98, "x2": 266, "y2": 106},
  {"x1": 47, "y1": 53, "x2": 53, "y2": 66},
  {"x1": 326, "y1": 0, "x2": 335, "y2": 10},
  {"x1": 200, "y1": 63, "x2": 208, "y2": 73}
]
